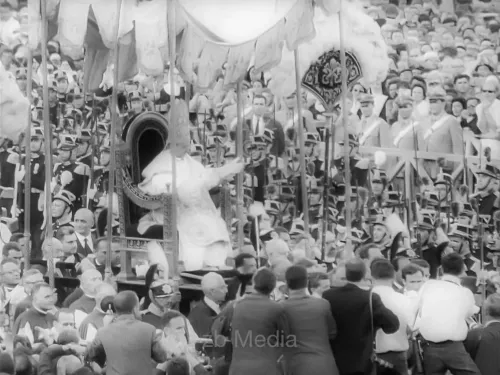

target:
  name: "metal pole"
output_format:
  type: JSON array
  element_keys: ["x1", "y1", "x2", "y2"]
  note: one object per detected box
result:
[
  {"x1": 339, "y1": 0, "x2": 352, "y2": 253},
  {"x1": 40, "y1": 0, "x2": 54, "y2": 288},
  {"x1": 23, "y1": 50, "x2": 33, "y2": 269},
  {"x1": 293, "y1": 49, "x2": 309, "y2": 234},
  {"x1": 105, "y1": 0, "x2": 123, "y2": 272},
  {"x1": 167, "y1": 0, "x2": 179, "y2": 276},
  {"x1": 236, "y1": 82, "x2": 244, "y2": 250},
  {"x1": 321, "y1": 121, "x2": 331, "y2": 261}
]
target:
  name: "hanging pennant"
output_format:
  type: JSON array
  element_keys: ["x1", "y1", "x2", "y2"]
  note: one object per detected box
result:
[
  {"x1": 27, "y1": 0, "x2": 41, "y2": 50},
  {"x1": 284, "y1": 0, "x2": 315, "y2": 51},
  {"x1": 91, "y1": 0, "x2": 135, "y2": 49},
  {"x1": 134, "y1": 1, "x2": 167, "y2": 77},
  {"x1": 57, "y1": 0, "x2": 90, "y2": 60},
  {"x1": 301, "y1": 47, "x2": 362, "y2": 111},
  {"x1": 197, "y1": 44, "x2": 229, "y2": 90},
  {"x1": 224, "y1": 41, "x2": 256, "y2": 87},
  {"x1": 254, "y1": 20, "x2": 285, "y2": 73},
  {"x1": 178, "y1": 25, "x2": 206, "y2": 84}
]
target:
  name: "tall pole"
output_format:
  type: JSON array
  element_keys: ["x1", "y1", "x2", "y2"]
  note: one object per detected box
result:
[
  {"x1": 40, "y1": 0, "x2": 54, "y2": 288},
  {"x1": 293, "y1": 49, "x2": 309, "y2": 235},
  {"x1": 339, "y1": 0, "x2": 352, "y2": 253},
  {"x1": 23, "y1": 50, "x2": 33, "y2": 269},
  {"x1": 167, "y1": 0, "x2": 179, "y2": 276},
  {"x1": 236, "y1": 82, "x2": 244, "y2": 250},
  {"x1": 105, "y1": 0, "x2": 123, "y2": 272}
]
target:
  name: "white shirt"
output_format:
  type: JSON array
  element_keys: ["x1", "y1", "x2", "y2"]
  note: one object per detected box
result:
[
  {"x1": 476, "y1": 99, "x2": 500, "y2": 133},
  {"x1": 75, "y1": 232, "x2": 94, "y2": 253},
  {"x1": 415, "y1": 275, "x2": 479, "y2": 342},
  {"x1": 203, "y1": 296, "x2": 221, "y2": 315},
  {"x1": 252, "y1": 115, "x2": 265, "y2": 135},
  {"x1": 372, "y1": 285, "x2": 416, "y2": 353}
]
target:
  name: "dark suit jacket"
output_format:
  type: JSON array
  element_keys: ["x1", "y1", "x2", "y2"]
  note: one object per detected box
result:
[
  {"x1": 229, "y1": 294, "x2": 289, "y2": 375},
  {"x1": 322, "y1": 284, "x2": 399, "y2": 375},
  {"x1": 243, "y1": 117, "x2": 285, "y2": 157},
  {"x1": 464, "y1": 321, "x2": 500, "y2": 375},
  {"x1": 75, "y1": 233, "x2": 96, "y2": 258},
  {"x1": 281, "y1": 295, "x2": 338, "y2": 375},
  {"x1": 188, "y1": 299, "x2": 219, "y2": 338},
  {"x1": 86, "y1": 314, "x2": 167, "y2": 375}
]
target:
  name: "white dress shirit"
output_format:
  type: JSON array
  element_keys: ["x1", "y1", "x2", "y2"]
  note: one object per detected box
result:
[{"x1": 138, "y1": 150, "x2": 230, "y2": 271}]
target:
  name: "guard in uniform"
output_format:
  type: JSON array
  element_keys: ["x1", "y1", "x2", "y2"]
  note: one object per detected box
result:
[
  {"x1": 52, "y1": 134, "x2": 90, "y2": 213},
  {"x1": 471, "y1": 163, "x2": 500, "y2": 216},
  {"x1": 48, "y1": 190, "x2": 76, "y2": 238},
  {"x1": 422, "y1": 87, "x2": 464, "y2": 180},
  {"x1": 76, "y1": 129, "x2": 93, "y2": 168},
  {"x1": 0, "y1": 138, "x2": 17, "y2": 214},
  {"x1": 90, "y1": 139, "x2": 110, "y2": 212},
  {"x1": 357, "y1": 94, "x2": 392, "y2": 149},
  {"x1": 16, "y1": 127, "x2": 46, "y2": 258}
]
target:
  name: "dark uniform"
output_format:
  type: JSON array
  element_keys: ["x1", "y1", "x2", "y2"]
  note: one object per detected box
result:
[
  {"x1": 91, "y1": 167, "x2": 109, "y2": 210},
  {"x1": 53, "y1": 135, "x2": 90, "y2": 213},
  {"x1": 53, "y1": 161, "x2": 89, "y2": 213},
  {"x1": 17, "y1": 150, "x2": 46, "y2": 259},
  {"x1": 0, "y1": 147, "x2": 18, "y2": 213}
]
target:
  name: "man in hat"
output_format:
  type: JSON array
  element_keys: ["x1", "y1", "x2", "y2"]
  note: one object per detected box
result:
[
  {"x1": 422, "y1": 87, "x2": 464, "y2": 180},
  {"x1": 54, "y1": 70, "x2": 69, "y2": 103},
  {"x1": 49, "y1": 190, "x2": 75, "y2": 237},
  {"x1": 47, "y1": 79, "x2": 62, "y2": 126},
  {"x1": 76, "y1": 129, "x2": 93, "y2": 168},
  {"x1": 90, "y1": 139, "x2": 111, "y2": 212},
  {"x1": 52, "y1": 134, "x2": 90, "y2": 213},
  {"x1": 371, "y1": 215, "x2": 392, "y2": 259},
  {"x1": 357, "y1": 94, "x2": 393, "y2": 149},
  {"x1": 128, "y1": 90, "x2": 144, "y2": 116},
  {"x1": 14, "y1": 126, "x2": 46, "y2": 258},
  {"x1": 0, "y1": 136, "x2": 17, "y2": 214},
  {"x1": 471, "y1": 163, "x2": 500, "y2": 216},
  {"x1": 391, "y1": 95, "x2": 424, "y2": 151}
]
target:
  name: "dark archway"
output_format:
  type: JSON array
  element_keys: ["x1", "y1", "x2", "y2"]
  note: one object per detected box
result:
[{"x1": 137, "y1": 127, "x2": 166, "y2": 178}]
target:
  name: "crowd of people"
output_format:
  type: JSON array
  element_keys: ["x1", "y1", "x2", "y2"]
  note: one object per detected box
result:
[{"x1": 2, "y1": 0, "x2": 500, "y2": 374}]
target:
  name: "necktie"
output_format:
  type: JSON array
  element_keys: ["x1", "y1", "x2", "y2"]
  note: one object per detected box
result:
[{"x1": 84, "y1": 238, "x2": 92, "y2": 255}]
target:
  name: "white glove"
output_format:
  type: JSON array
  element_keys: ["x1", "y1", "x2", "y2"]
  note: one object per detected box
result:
[
  {"x1": 15, "y1": 167, "x2": 25, "y2": 182},
  {"x1": 38, "y1": 192, "x2": 45, "y2": 211},
  {"x1": 11, "y1": 206, "x2": 21, "y2": 218},
  {"x1": 88, "y1": 188, "x2": 97, "y2": 200},
  {"x1": 50, "y1": 180, "x2": 57, "y2": 193},
  {"x1": 60, "y1": 171, "x2": 73, "y2": 188}
]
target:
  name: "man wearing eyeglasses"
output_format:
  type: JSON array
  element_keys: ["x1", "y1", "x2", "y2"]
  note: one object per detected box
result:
[{"x1": 476, "y1": 77, "x2": 500, "y2": 159}]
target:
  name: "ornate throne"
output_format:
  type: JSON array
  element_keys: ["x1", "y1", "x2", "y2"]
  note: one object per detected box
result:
[
  {"x1": 115, "y1": 111, "x2": 232, "y2": 281},
  {"x1": 115, "y1": 111, "x2": 173, "y2": 279}
]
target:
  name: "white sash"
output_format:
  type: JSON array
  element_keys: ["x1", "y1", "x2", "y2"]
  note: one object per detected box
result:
[
  {"x1": 359, "y1": 119, "x2": 382, "y2": 145},
  {"x1": 393, "y1": 121, "x2": 419, "y2": 147},
  {"x1": 423, "y1": 115, "x2": 451, "y2": 140}
]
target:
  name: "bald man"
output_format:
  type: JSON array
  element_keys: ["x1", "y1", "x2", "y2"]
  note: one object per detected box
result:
[
  {"x1": 87, "y1": 291, "x2": 167, "y2": 375},
  {"x1": 188, "y1": 272, "x2": 228, "y2": 337},
  {"x1": 74, "y1": 208, "x2": 95, "y2": 257},
  {"x1": 68, "y1": 269, "x2": 103, "y2": 313}
]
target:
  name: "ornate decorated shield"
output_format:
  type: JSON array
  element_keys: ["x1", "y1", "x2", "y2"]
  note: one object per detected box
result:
[{"x1": 301, "y1": 48, "x2": 362, "y2": 111}]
